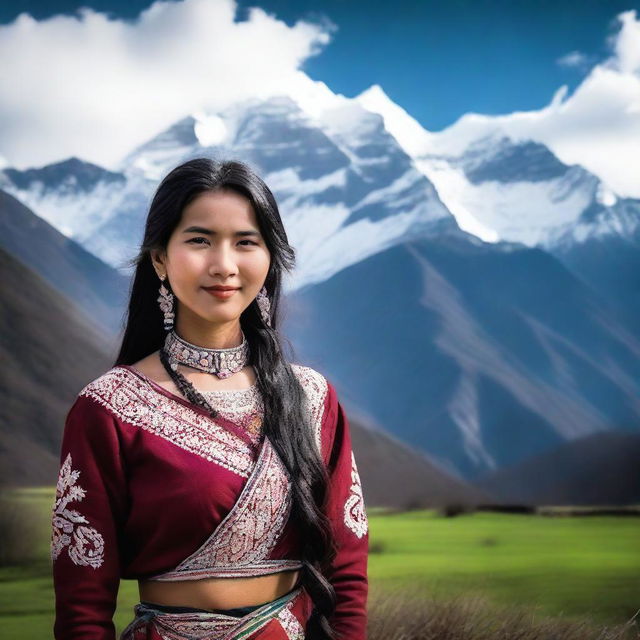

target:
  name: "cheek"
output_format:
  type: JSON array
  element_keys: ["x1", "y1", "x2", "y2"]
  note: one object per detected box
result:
[
  {"x1": 249, "y1": 255, "x2": 270, "y2": 284},
  {"x1": 257, "y1": 249, "x2": 271, "y2": 274},
  {"x1": 241, "y1": 250, "x2": 270, "y2": 275},
  {"x1": 168, "y1": 248, "x2": 201, "y2": 288}
]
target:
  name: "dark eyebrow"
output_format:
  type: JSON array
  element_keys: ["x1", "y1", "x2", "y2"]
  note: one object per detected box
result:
[{"x1": 182, "y1": 226, "x2": 261, "y2": 237}]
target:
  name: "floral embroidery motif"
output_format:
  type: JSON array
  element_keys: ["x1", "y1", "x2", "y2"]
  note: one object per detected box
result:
[
  {"x1": 344, "y1": 451, "x2": 368, "y2": 538},
  {"x1": 151, "y1": 437, "x2": 302, "y2": 580},
  {"x1": 278, "y1": 604, "x2": 305, "y2": 639},
  {"x1": 80, "y1": 367, "x2": 256, "y2": 478},
  {"x1": 51, "y1": 453, "x2": 105, "y2": 568}
]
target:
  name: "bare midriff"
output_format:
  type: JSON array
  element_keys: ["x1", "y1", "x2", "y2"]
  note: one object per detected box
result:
[{"x1": 138, "y1": 570, "x2": 301, "y2": 610}]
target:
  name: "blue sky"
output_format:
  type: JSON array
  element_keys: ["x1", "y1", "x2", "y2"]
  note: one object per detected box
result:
[{"x1": 3, "y1": 0, "x2": 638, "y2": 131}]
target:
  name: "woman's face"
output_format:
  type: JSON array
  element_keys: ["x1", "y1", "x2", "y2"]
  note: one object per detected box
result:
[{"x1": 152, "y1": 189, "x2": 271, "y2": 330}]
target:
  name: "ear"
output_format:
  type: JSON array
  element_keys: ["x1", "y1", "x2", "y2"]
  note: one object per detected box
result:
[{"x1": 150, "y1": 249, "x2": 166, "y2": 278}]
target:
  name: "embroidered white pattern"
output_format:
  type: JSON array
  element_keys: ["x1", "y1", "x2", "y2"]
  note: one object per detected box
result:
[
  {"x1": 344, "y1": 451, "x2": 368, "y2": 538},
  {"x1": 278, "y1": 604, "x2": 305, "y2": 639},
  {"x1": 200, "y1": 386, "x2": 263, "y2": 444},
  {"x1": 290, "y1": 364, "x2": 327, "y2": 454},
  {"x1": 151, "y1": 437, "x2": 302, "y2": 580},
  {"x1": 51, "y1": 453, "x2": 105, "y2": 568},
  {"x1": 79, "y1": 365, "x2": 326, "y2": 479},
  {"x1": 142, "y1": 614, "x2": 238, "y2": 640},
  {"x1": 80, "y1": 367, "x2": 256, "y2": 478}
]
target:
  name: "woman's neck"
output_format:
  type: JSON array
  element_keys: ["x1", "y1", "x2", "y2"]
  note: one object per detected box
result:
[{"x1": 174, "y1": 320, "x2": 243, "y2": 350}]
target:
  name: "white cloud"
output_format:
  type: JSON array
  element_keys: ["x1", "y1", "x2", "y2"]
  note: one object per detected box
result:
[
  {"x1": 556, "y1": 50, "x2": 591, "y2": 70},
  {"x1": 502, "y1": 10, "x2": 640, "y2": 197},
  {"x1": 0, "y1": 0, "x2": 333, "y2": 169},
  {"x1": 403, "y1": 10, "x2": 640, "y2": 198},
  {"x1": 606, "y1": 9, "x2": 640, "y2": 74}
]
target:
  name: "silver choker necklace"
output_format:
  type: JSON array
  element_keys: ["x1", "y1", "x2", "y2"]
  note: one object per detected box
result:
[{"x1": 163, "y1": 330, "x2": 250, "y2": 379}]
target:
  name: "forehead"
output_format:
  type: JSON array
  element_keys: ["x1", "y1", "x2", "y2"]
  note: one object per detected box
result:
[{"x1": 179, "y1": 189, "x2": 258, "y2": 228}]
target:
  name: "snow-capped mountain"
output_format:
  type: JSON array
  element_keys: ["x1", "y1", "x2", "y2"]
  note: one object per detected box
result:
[
  {"x1": 357, "y1": 84, "x2": 640, "y2": 327},
  {"x1": 417, "y1": 133, "x2": 639, "y2": 250},
  {"x1": 0, "y1": 157, "x2": 128, "y2": 241},
  {"x1": 1, "y1": 95, "x2": 454, "y2": 284},
  {"x1": 357, "y1": 85, "x2": 640, "y2": 251},
  {"x1": 4, "y1": 84, "x2": 638, "y2": 271}
]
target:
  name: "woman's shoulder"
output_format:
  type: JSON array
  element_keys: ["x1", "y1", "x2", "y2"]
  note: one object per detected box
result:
[
  {"x1": 289, "y1": 364, "x2": 343, "y2": 462},
  {"x1": 289, "y1": 363, "x2": 331, "y2": 403},
  {"x1": 289, "y1": 363, "x2": 337, "y2": 437},
  {"x1": 77, "y1": 364, "x2": 131, "y2": 398},
  {"x1": 60, "y1": 367, "x2": 136, "y2": 442},
  {"x1": 68, "y1": 365, "x2": 137, "y2": 419}
]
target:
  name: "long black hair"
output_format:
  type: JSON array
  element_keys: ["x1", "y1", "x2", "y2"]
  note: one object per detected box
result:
[{"x1": 115, "y1": 157, "x2": 338, "y2": 639}]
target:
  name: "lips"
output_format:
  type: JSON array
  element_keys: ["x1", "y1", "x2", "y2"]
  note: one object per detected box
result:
[{"x1": 203, "y1": 286, "x2": 240, "y2": 299}]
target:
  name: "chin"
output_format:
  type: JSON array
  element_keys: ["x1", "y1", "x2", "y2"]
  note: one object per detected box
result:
[
  {"x1": 202, "y1": 308, "x2": 244, "y2": 323},
  {"x1": 182, "y1": 299, "x2": 248, "y2": 325}
]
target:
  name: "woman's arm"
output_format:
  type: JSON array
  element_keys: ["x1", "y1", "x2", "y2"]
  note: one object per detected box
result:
[
  {"x1": 322, "y1": 381, "x2": 369, "y2": 640},
  {"x1": 51, "y1": 395, "x2": 128, "y2": 640}
]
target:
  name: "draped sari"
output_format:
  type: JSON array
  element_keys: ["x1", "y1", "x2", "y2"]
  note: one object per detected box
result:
[{"x1": 51, "y1": 363, "x2": 369, "y2": 640}]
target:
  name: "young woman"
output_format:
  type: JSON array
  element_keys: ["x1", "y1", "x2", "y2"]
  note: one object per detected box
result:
[{"x1": 50, "y1": 158, "x2": 369, "y2": 640}]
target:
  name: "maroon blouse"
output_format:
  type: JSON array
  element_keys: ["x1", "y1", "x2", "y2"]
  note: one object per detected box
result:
[{"x1": 50, "y1": 363, "x2": 369, "y2": 639}]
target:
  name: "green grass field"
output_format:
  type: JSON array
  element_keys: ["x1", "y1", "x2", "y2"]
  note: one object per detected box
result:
[
  {"x1": 366, "y1": 506, "x2": 640, "y2": 627},
  {"x1": 2, "y1": 489, "x2": 639, "y2": 638}
]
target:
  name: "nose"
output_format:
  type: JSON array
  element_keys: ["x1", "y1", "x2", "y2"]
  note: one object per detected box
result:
[{"x1": 208, "y1": 242, "x2": 238, "y2": 278}]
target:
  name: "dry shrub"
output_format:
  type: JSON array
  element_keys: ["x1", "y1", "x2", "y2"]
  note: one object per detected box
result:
[
  {"x1": 368, "y1": 540, "x2": 386, "y2": 554},
  {"x1": 438, "y1": 503, "x2": 475, "y2": 517},
  {"x1": 0, "y1": 492, "x2": 39, "y2": 566},
  {"x1": 404, "y1": 500, "x2": 429, "y2": 512},
  {"x1": 367, "y1": 587, "x2": 640, "y2": 640}
]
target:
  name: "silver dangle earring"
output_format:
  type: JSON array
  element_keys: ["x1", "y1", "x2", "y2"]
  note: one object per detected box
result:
[
  {"x1": 256, "y1": 286, "x2": 271, "y2": 327},
  {"x1": 157, "y1": 274, "x2": 175, "y2": 331}
]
